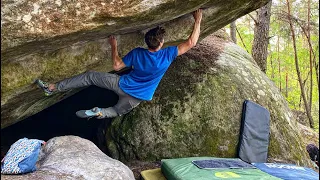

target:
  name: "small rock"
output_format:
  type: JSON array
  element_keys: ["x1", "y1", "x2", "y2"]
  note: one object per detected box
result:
[
  {"x1": 76, "y1": 2, "x2": 81, "y2": 8},
  {"x1": 257, "y1": 90, "x2": 266, "y2": 96},
  {"x1": 242, "y1": 71, "x2": 248, "y2": 76},
  {"x1": 45, "y1": 18, "x2": 51, "y2": 23},
  {"x1": 32, "y1": 3, "x2": 40, "y2": 14},
  {"x1": 55, "y1": 0, "x2": 62, "y2": 6},
  {"x1": 22, "y1": 14, "x2": 32, "y2": 23}
]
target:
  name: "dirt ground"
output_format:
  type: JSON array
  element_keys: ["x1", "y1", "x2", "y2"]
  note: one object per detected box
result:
[{"x1": 126, "y1": 161, "x2": 162, "y2": 179}]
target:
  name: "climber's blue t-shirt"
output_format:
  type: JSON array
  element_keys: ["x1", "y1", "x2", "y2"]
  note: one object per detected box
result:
[{"x1": 119, "y1": 46, "x2": 178, "y2": 101}]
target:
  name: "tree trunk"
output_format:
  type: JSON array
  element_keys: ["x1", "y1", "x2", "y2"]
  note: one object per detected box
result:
[
  {"x1": 230, "y1": 21, "x2": 237, "y2": 44},
  {"x1": 307, "y1": 0, "x2": 313, "y2": 112},
  {"x1": 252, "y1": 1, "x2": 272, "y2": 73},
  {"x1": 286, "y1": 0, "x2": 314, "y2": 128},
  {"x1": 289, "y1": 9, "x2": 319, "y2": 95},
  {"x1": 300, "y1": 73, "x2": 310, "y2": 110},
  {"x1": 270, "y1": 53, "x2": 275, "y2": 79},
  {"x1": 299, "y1": 93, "x2": 302, "y2": 110},
  {"x1": 275, "y1": 10, "x2": 319, "y2": 91},
  {"x1": 314, "y1": 44, "x2": 319, "y2": 91},
  {"x1": 315, "y1": 50, "x2": 319, "y2": 90},
  {"x1": 285, "y1": 70, "x2": 288, "y2": 98},
  {"x1": 277, "y1": 36, "x2": 281, "y2": 91}
]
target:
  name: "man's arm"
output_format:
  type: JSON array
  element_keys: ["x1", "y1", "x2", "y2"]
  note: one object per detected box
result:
[
  {"x1": 109, "y1": 36, "x2": 126, "y2": 71},
  {"x1": 177, "y1": 9, "x2": 202, "y2": 56}
]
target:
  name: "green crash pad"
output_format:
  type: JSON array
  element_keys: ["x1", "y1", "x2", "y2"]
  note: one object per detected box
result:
[
  {"x1": 141, "y1": 168, "x2": 167, "y2": 180},
  {"x1": 161, "y1": 157, "x2": 281, "y2": 180}
]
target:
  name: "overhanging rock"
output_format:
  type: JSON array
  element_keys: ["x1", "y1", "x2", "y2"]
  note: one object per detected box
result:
[{"x1": 1, "y1": 0, "x2": 270, "y2": 128}]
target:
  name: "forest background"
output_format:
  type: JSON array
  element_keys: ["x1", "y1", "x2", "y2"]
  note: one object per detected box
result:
[{"x1": 226, "y1": 0, "x2": 319, "y2": 132}]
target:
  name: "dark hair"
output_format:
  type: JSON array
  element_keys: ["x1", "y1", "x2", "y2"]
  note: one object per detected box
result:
[
  {"x1": 145, "y1": 26, "x2": 166, "y2": 50},
  {"x1": 306, "y1": 144, "x2": 319, "y2": 162}
]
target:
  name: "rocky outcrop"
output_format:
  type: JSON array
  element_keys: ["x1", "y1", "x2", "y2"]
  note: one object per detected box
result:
[
  {"x1": 292, "y1": 110, "x2": 309, "y2": 127},
  {"x1": 1, "y1": 0, "x2": 269, "y2": 51},
  {"x1": 298, "y1": 123, "x2": 319, "y2": 147},
  {"x1": 1, "y1": 0, "x2": 270, "y2": 128},
  {"x1": 1, "y1": 136, "x2": 134, "y2": 180},
  {"x1": 106, "y1": 34, "x2": 313, "y2": 167}
]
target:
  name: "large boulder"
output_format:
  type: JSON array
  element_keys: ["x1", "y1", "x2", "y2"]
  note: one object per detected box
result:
[
  {"x1": 106, "y1": 34, "x2": 313, "y2": 167},
  {"x1": 1, "y1": 136, "x2": 135, "y2": 180},
  {"x1": 1, "y1": 0, "x2": 270, "y2": 128}
]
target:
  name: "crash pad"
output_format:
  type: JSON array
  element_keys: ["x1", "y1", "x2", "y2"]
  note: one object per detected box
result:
[
  {"x1": 253, "y1": 163, "x2": 319, "y2": 180},
  {"x1": 238, "y1": 100, "x2": 270, "y2": 163},
  {"x1": 161, "y1": 157, "x2": 280, "y2": 180},
  {"x1": 141, "y1": 168, "x2": 167, "y2": 180}
]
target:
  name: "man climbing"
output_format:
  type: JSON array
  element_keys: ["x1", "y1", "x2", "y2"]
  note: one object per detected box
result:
[{"x1": 36, "y1": 9, "x2": 202, "y2": 119}]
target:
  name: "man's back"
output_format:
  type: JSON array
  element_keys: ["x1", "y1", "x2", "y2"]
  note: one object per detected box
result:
[{"x1": 119, "y1": 46, "x2": 178, "y2": 101}]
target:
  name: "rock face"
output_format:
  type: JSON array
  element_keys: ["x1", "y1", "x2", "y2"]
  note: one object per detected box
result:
[
  {"x1": 292, "y1": 110, "x2": 309, "y2": 127},
  {"x1": 1, "y1": 0, "x2": 270, "y2": 128},
  {"x1": 298, "y1": 123, "x2": 319, "y2": 147},
  {"x1": 1, "y1": 136, "x2": 135, "y2": 180},
  {"x1": 106, "y1": 35, "x2": 312, "y2": 167}
]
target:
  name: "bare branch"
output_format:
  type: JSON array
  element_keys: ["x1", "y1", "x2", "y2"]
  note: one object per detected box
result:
[
  {"x1": 276, "y1": 11, "x2": 317, "y2": 59},
  {"x1": 285, "y1": 0, "x2": 314, "y2": 128},
  {"x1": 248, "y1": 13, "x2": 258, "y2": 25},
  {"x1": 268, "y1": 35, "x2": 275, "y2": 40},
  {"x1": 275, "y1": 11, "x2": 318, "y2": 27},
  {"x1": 235, "y1": 28, "x2": 250, "y2": 53}
]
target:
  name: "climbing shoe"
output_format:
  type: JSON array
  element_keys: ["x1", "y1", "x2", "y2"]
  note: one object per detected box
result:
[
  {"x1": 76, "y1": 107, "x2": 103, "y2": 119},
  {"x1": 35, "y1": 79, "x2": 54, "y2": 96}
]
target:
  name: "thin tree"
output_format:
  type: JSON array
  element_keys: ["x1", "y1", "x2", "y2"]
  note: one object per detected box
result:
[
  {"x1": 270, "y1": 53, "x2": 275, "y2": 79},
  {"x1": 278, "y1": 11, "x2": 319, "y2": 91},
  {"x1": 277, "y1": 36, "x2": 281, "y2": 91},
  {"x1": 300, "y1": 71, "x2": 311, "y2": 111},
  {"x1": 314, "y1": 44, "x2": 319, "y2": 90},
  {"x1": 236, "y1": 28, "x2": 249, "y2": 53},
  {"x1": 307, "y1": 0, "x2": 313, "y2": 112},
  {"x1": 230, "y1": 21, "x2": 237, "y2": 44},
  {"x1": 286, "y1": 0, "x2": 314, "y2": 128},
  {"x1": 285, "y1": 69, "x2": 288, "y2": 98},
  {"x1": 252, "y1": 1, "x2": 272, "y2": 73}
]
